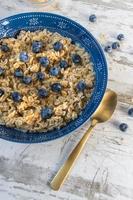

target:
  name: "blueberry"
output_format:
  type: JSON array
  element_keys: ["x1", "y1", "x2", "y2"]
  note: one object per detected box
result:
[
  {"x1": 89, "y1": 14, "x2": 97, "y2": 22},
  {"x1": 14, "y1": 30, "x2": 21, "y2": 39},
  {"x1": 72, "y1": 54, "x2": 82, "y2": 64},
  {"x1": 119, "y1": 123, "x2": 128, "y2": 132},
  {"x1": 0, "y1": 89, "x2": 4, "y2": 97},
  {"x1": 1, "y1": 44, "x2": 10, "y2": 52},
  {"x1": 41, "y1": 107, "x2": 53, "y2": 120},
  {"x1": 11, "y1": 91, "x2": 22, "y2": 102},
  {"x1": 117, "y1": 34, "x2": 124, "y2": 41},
  {"x1": 36, "y1": 72, "x2": 45, "y2": 81},
  {"x1": 0, "y1": 67, "x2": 5, "y2": 76},
  {"x1": 39, "y1": 57, "x2": 49, "y2": 67},
  {"x1": 60, "y1": 60, "x2": 69, "y2": 69},
  {"x1": 38, "y1": 88, "x2": 48, "y2": 98},
  {"x1": 19, "y1": 52, "x2": 29, "y2": 62},
  {"x1": 128, "y1": 108, "x2": 133, "y2": 117},
  {"x1": 112, "y1": 42, "x2": 120, "y2": 49},
  {"x1": 51, "y1": 83, "x2": 62, "y2": 93},
  {"x1": 76, "y1": 80, "x2": 87, "y2": 92},
  {"x1": 32, "y1": 41, "x2": 43, "y2": 53},
  {"x1": 22, "y1": 76, "x2": 32, "y2": 84},
  {"x1": 14, "y1": 69, "x2": 23, "y2": 78},
  {"x1": 71, "y1": 40, "x2": 75, "y2": 45},
  {"x1": 104, "y1": 45, "x2": 112, "y2": 53},
  {"x1": 53, "y1": 41, "x2": 63, "y2": 51},
  {"x1": 50, "y1": 67, "x2": 60, "y2": 76}
]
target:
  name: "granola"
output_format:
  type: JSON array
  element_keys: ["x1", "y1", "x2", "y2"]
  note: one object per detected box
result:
[{"x1": 0, "y1": 30, "x2": 95, "y2": 132}]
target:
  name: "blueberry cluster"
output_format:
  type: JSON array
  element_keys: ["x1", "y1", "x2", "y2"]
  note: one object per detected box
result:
[
  {"x1": 104, "y1": 34, "x2": 125, "y2": 53},
  {"x1": 119, "y1": 107, "x2": 133, "y2": 132},
  {"x1": 87, "y1": 14, "x2": 124, "y2": 54},
  {"x1": 14, "y1": 68, "x2": 32, "y2": 85},
  {"x1": 0, "y1": 40, "x2": 88, "y2": 120}
]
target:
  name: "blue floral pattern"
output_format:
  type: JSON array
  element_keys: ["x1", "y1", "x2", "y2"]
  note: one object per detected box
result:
[
  {"x1": 0, "y1": 12, "x2": 108, "y2": 143},
  {"x1": 28, "y1": 18, "x2": 39, "y2": 26}
]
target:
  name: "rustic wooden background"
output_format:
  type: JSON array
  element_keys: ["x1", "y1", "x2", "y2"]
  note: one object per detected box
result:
[{"x1": 0, "y1": 0, "x2": 133, "y2": 199}]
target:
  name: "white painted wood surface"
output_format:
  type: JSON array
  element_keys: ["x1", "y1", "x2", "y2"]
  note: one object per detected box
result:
[{"x1": 0, "y1": 0, "x2": 133, "y2": 199}]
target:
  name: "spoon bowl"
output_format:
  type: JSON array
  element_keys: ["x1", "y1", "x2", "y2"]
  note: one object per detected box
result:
[{"x1": 92, "y1": 90, "x2": 117, "y2": 123}]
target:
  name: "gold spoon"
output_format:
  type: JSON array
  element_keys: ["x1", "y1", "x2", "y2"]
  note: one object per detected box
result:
[{"x1": 50, "y1": 90, "x2": 117, "y2": 190}]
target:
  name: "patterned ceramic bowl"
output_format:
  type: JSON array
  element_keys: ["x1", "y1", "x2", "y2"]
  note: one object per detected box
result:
[{"x1": 0, "y1": 12, "x2": 107, "y2": 143}]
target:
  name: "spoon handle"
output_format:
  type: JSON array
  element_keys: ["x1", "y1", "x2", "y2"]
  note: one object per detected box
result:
[{"x1": 50, "y1": 119, "x2": 97, "y2": 190}]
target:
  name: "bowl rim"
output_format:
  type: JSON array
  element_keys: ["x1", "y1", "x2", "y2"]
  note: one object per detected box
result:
[{"x1": 0, "y1": 12, "x2": 108, "y2": 143}]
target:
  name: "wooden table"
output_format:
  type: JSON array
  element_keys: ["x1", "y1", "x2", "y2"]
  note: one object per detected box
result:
[{"x1": 0, "y1": 0, "x2": 133, "y2": 199}]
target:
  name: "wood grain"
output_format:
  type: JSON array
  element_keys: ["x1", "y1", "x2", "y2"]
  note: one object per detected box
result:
[{"x1": 0, "y1": 0, "x2": 133, "y2": 199}]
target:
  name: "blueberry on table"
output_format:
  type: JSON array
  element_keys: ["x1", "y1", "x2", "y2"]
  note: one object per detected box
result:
[
  {"x1": 53, "y1": 41, "x2": 63, "y2": 51},
  {"x1": 19, "y1": 52, "x2": 29, "y2": 62},
  {"x1": 11, "y1": 91, "x2": 22, "y2": 102},
  {"x1": 49, "y1": 67, "x2": 60, "y2": 76},
  {"x1": 117, "y1": 34, "x2": 124, "y2": 41},
  {"x1": 72, "y1": 54, "x2": 82, "y2": 64},
  {"x1": 60, "y1": 60, "x2": 69, "y2": 69},
  {"x1": 1, "y1": 44, "x2": 10, "y2": 52},
  {"x1": 104, "y1": 45, "x2": 112, "y2": 53},
  {"x1": 36, "y1": 72, "x2": 45, "y2": 81},
  {"x1": 32, "y1": 41, "x2": 43, "y2": 53},
  {"x1": 39, "y1": 57, "x2": 49, "y2": 67},
  {"x1": 22, "y1": 76, "x2": 32, "y2": 84},
  {"x1": 51, "y1": 83, "x2": 62, "y2": 93},
  {"x1": 38, "y1": 88, "x2": 48, "y2": 98},
  {"x1": 112, "y1": 42, "x2": 120, "y2": 49},
  {"x1": 14, "y1": 69, "x2": 23, "y2": 78},
  {"x1": 76, "y1": 80, "x2": 87, "y2": 92},
  {"x1": 0, "y1": 89, "x2": 4, "y2": 97},
  {"x1": 119, "y1": 123, "x2": 128, "y2": 132},
  {"x1": 41, "y1": 107, "x2": 53, "y2": 120},
  {"x1": 128, "y1": 108, "x2": 133, "y2": 117},
  {"x1": 89, "y1": 14, "x2": 97, "y2": 22},
  {"x1": 0, "y1": 67, "x2": 5, "y2": 76}
]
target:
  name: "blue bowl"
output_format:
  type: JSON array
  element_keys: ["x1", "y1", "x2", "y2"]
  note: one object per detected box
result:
[{"x1": 0, "y1": 12, "x2": 107, "y2": 143}]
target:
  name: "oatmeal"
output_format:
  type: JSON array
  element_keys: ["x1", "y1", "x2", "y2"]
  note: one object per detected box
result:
[{"x1": 0, "y1": 29, "x2": 95, "y2": 132}]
